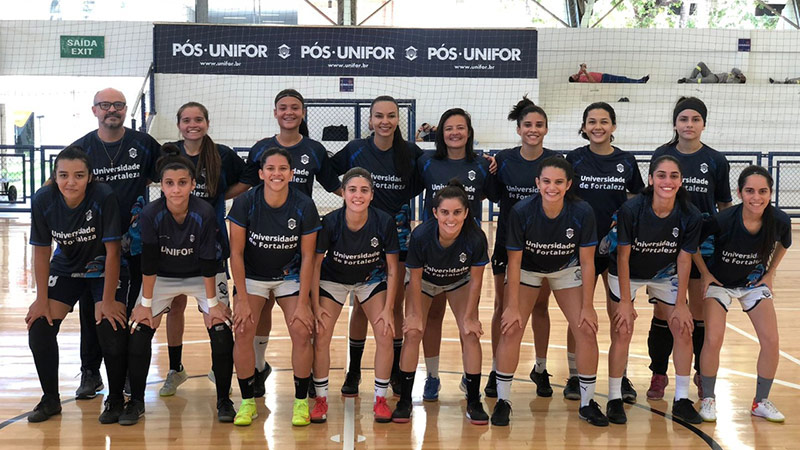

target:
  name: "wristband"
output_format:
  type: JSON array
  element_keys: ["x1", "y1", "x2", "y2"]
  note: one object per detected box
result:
[
  {"x1": 141, "y1": 297, "x2": 152, "y2": 307},
  {"x1": 207, "y1": 296, "x2": 219, "y2": 308}
]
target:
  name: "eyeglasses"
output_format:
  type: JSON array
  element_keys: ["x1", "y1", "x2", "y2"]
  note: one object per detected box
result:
[{"x1": 94, "y1": 101, "x2": 126, "y2": 111}]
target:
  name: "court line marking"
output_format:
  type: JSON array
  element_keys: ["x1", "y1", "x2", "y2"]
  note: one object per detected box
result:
[
  {"x1": 342, "y1": 397, "x2": 355, "y2": 450},
  {"x1": 725, "y1": 322, "x2": 800, "y2": 367}
]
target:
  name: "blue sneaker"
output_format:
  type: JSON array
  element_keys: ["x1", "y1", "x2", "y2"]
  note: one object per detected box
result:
[
  {"x1": 423, "y1": 376, "x2": 441, "y2": 402},
  {"x1": 459, "y1": 375, "x2": 468, "y2": 398}
]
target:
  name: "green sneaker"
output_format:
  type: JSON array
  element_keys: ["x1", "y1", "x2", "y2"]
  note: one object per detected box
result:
[
  {"x1": 234, "y1": 399, "x2": 258, "y2": 426},
  {"x1": 292, "y1": 398, "x2": 310, "y2": 426}
]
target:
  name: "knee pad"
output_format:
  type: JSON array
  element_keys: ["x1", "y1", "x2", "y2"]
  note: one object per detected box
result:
[
  {"x1": 29, "y1": 318, "x2": 62, "y2": 353},
  {"x1": 96, "y1": 320, "x2": 129, "y2": 359},
  {"x1": 208, "y1": 323, "x2": 234, "y2": 355},
  {"x1": 128, "y1": 324, "x2": 155, "y2": 357}
]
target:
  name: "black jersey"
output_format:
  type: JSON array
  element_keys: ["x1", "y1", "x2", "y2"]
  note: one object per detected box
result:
[
  {"x1": 30, "y1": 183, "x2": 122, "y2": 278},
  {"x1": 227, "y1": 185, "x2": 321, "y2": 281},
  {"x1": 418, "y1": 152, "x2": 492, "y2": 222},
  {"x1": 567, "y1": 145, "x2": 644, "y2": 238},
  {"x1": 506, "y1": 195, "x2": 597, "y2": 273},
  {"x1": 490, "y1": 147, "x2": 559, "y2": 247},
  {"x1": 170, "y1": 140, "x2": 246, "y2": 260},
  {"x1": 651, "y1": 144, "x2": 732, "y2": 216},
  {"x1": 70, "y1": 128, "x2": 160, "y2": 228},
  {"x1": 610, "y1": 194, "x2": 702, "y2": 279},
  {"x1": 331, "y1": 136, "x2": 424, "y2": 214},
  {"x1": 405, "y1": 219, "x2": 489, "y2": 286},
  {"x1": 316, "y1": 207, "x2": 400, "y2": 285},
  {"x1": 242, "y1": 136, "x2": 341, "y2": 196},
  {"x1": 703, "y1": 204, "x2": 792, "y2": 287},
  {"x1": 139, "y1": 196, "x2": 218, "y2": 278}
]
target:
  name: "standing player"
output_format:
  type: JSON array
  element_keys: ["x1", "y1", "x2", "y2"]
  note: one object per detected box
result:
[
  {"x1": 158, "y1": 102, "x2": 247, "y2": 397},
  {"x1": 310, "y1": 168, "x2": 401, "y2": 423},
  {"x1": 484, "y1": 97, "x2": 559, "y2": 399},
  {"x1": 126, "y1": 146, "x2": 233, "y2": 425},
  {"x1": 70, "y1": 88, "x2": 160, "y2": 399},
  {"x1": 606, "y1": 155, "x2": 703, "y2": 424},
  {"x1": 228, "y1": 148, "x2": 320, "y2": 427},
  {"x1": 392, "y1": 180, "x2": 490, "y2": 425},
  {"x1": 330, "y1": 96, "x2": 423, "y2": 397},
  {"x1": 241, "y1": 89, "x2": 341, "y2": 398},
  {"x1": 416, "y1": 108, "x2": 494, "y2": 401},
  {"x1": 26, "y1": 147, "x2": 129, "y2": 423},
  {"x1": 566, "y1": 102, "x2": 644, "y2": 403},
  {"x1": 647, "y1": 97, "x2": 732, "y2": 400},
  {"x1": 695, "y1": 166, "x2": 789, "y2": 423},
  {"x1": 491, "y1": 156, "x2": 606, "y2": 427}
]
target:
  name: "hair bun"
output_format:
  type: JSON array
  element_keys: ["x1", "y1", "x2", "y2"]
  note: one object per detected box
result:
[{"x1": 161, "y1": 143, "x2": 181, "y2": 157}]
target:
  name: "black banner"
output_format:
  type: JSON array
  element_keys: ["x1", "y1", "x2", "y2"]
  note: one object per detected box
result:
[{"x1": 153, "y1": 24, "x2": 537, "y2": 79}]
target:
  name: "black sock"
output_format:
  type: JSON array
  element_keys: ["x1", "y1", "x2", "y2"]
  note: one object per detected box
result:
[
  {"x1": 167, "y1": 345, "x2": 183, "y2": 372},
  {"x1": 78, "y1": 292, "x2": 102, "y2": 372},
  {"x1": 647, "y1": 317, "x2": 673, "y2": 375},
  {"x1": 208, "y1": 323, "x2": 234, "y2": 401},
  {"x1": 127, "y1": 324, "x2": 155, "y2": 401},
  {"x1": 294, "y1": 375, "x2": 311, "y2": 399},
  {"x1": 238, "y1": 374, "x2": 255, "y2": 400},
  {"x1": 29, "y1": 317, "x2": 63, "y2": 399},
  {"x1": 692, "y1": 320, "x2": 705, "y2": 372},
  {"x1": 399, "y1": 370, "x2": 416, "y2": 404},
  {"x1": 348, "y1": 338, "x2": 366, "y2": 374},
  {"x1": 96, "y1": 319, "x2": 128, "y2": 401},
  {"x1": 392, "y1": 339, "x2": 403, "y2": 375},
  {"x1": 465, "y1": 372, "x2": 481, "y2": 403}
]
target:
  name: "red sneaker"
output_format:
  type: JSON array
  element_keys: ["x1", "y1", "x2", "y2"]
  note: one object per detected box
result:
[
  {"x1": 310, "y1": 397, "x2": 328, "y2": 424},
  {"x1": 374, "y1": 396, "x2": 392, "y2": 423},
  {"x1": 646, "y1": 374, "x2": 668, "y2": 400}
]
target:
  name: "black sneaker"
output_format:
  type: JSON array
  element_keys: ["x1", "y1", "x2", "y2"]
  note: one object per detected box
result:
[
  {"x1": 98, "y1": 398, "x2": 125, "y2": 424},
  {"x1": 605, "y1": 398, "x2": 627, "y2": 424},
  {"x1": 491, "y1": 399, "x2": 511, "y2": 426},
  {"x1": 390, "y1": 372, "x2": 402, "y2": 398},
  {"x1": 27, "y1": 396, "x2": 62, "y2": 423},
  {"x1": 579, "y1": 399, "x2": 609, "y2": 427},
  {"x1": 484, "y1": 371, "x2": 498, "y2": 398},
  {"x1": 340, "y1": 371, "x2": 361, "y2": 397},
  {"x1": 466, "y1": 401, "x2": 489, "y2": 425},
  {"x1": 76, "y1": 368, "x2": 104, "y2": 400},
  {"x1": 529, "y1": 369, "x2": 553, "y2": 397},
  {"x1": 672, "y1": 398, "x2": 702, "y2": 424},
  {"x1": 391, "y1": 399, "x2": 412, "y2": 423},
  {"x1": 118, "y1": 399, "x2": 145, "y2": 426},
  {"x1": 563, "y1": 376, "x2": 580, "y2": 400},
  {"x1": 253, "y1": 363, "x2": 272, "y2": 398},
  {"x1": 621, "y1": 377, "x2": 637, "y2": 404},
  {"x1": 217, "y1": 398, "x2": 236, "y2": 423}
]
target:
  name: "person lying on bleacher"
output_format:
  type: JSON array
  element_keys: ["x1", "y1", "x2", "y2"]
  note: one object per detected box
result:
[
  {"x1": 569, "y1": 64, "x2": 649, "y2": 84},
  {"x1": 678, "y1": 62, "x2": 746, "y2": 84}
]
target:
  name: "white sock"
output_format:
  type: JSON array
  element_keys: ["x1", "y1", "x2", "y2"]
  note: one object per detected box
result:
[
  {"x1": 609, "y1": 377, "x2": 622, "y2": 400},
  {"x1": 496, "y1": 371, "x2": 514, "y2": 400},
  {"x1": 425, "y1": 356, "x2": 440, "y2": 378},
  {"x1": 491, "y1": 358, "x2": 497, "y2": 373},
  {"x1": 567, "y1": 352, "x2": 578, "y2": 377},
  {"x1": 313, "y1": 377, "x2": 329, "y2": 399},
  {"x1": 374, "y1": 377, "x2": 389, "y2": 401},
  {"x1": 578, "y1": 374, "x2": 597, "y2": 407},
  {"x1": 534, "y1": 357, "x2": 547, "y2": 374},
  {"x1": 675, "y1": 375, "x2": 690, "y2": 401},
  {"x1": 254, "y1": 336, "x2": 269, "y2": 372}
]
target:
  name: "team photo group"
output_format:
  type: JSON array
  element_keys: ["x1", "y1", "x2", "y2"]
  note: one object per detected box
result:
[{"x1": 25, "y1": 85, "x2": 790, "y2": 431}]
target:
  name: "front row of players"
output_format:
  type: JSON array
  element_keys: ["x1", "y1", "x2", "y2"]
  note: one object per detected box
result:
[{"x1": 27, "y1": 144, "x2": 790, "y2": 427}]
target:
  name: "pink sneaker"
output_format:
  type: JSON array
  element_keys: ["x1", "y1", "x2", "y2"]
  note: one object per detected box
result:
[
  {"x1": 646, "y1": 374, "x2": 668, "y2": 400},
  {"x1": 374, "y1": 396, "x2": 392, "y2": 423},
  {"x1": 693, "y1": 372, "x2": 704, "y2": 399},
  {"x1": 310, "y1": 397, "x2": 328, "y2": 423}
]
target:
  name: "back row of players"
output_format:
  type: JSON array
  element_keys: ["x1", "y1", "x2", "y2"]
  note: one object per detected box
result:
[{"x1": 26, "y1": 88, "x2": 790, "y2": 429}]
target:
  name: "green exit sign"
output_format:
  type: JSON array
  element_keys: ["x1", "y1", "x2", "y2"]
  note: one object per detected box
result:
[{"x1": 60, "y1": 35, "x2": 105, "y2": 58}]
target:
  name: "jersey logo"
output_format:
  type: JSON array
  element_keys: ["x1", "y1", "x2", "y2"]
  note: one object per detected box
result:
[
  {"x1": 370, "y1": 237, "x2": 379, "y2": 247},
  {"x1": 459, "y1": 252, "x2": 467, "y2": 263},
  {"x1": 467, "y1": 170, "x2": 476, "y2": 181},
  {"x1": 129, "y1": 147, "x2": 138, "y2": 159},
  {"x1": 85, "y1": 210, "x2": 93, "y2": 222},
  {"x1": 672, "y1": 227, "x2": 679, "y2": 238},
  {"x1": 48, "y1": 275, "x2": 58, "y2": 287},
  {"x1": 189, "y1": 234, "x2": 195, "y2": 243},
  {"x1": 574, "y1": 268, "x2": 582, "y2": 281},
  {"x1": 218, "y1": 281, "x2": 229, "y2": 296},
  {"x1": 566, "y1": 228, "x2": 574, "y2": 239},
  {"x1": 616, "y1": 163, "x2": 624, "y2": 173},
  {"x1": 700, "y1": 163, "x2": 708, "y2": 174},
  {"x1": 288, "y1": 218, "x2": 297, "y2": 230},
  {"x1": 300, "y1": 154, "x2": 310, "y2": 165}
]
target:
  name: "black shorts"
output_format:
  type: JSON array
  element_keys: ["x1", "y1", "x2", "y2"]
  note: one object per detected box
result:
[
  {"x1": 491, "y1": 241, "x2": 508, "y2": 276},
  {"x1": 690, "y1": 257, "x2": 710, "y2": 280},
  {"x1": 48, "y1": 275, "x2": 130, "y2": 308},
  {"x1": 594, "y1": 254, "x2": 609, "y2": 276}
]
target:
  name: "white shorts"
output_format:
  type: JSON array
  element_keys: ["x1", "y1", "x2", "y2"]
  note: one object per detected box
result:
[
  {"x1": 608, "y1": 274, "x2": 678, "y2": 305},
  {"x1": 319, "y1": 279, "x2": 387, "y2": 306},
  {"x1": 519, "y1": 266, "x2": 582, "y2": 291},
  {"x1": 245, "y1": 278, "x2": 300, "y2": 300},
  {"x1": 137, "y1": 273, "x2": 230, "y2": 316},
  {"x1": 705, "y1": 285, "x2": 772, "y2": 312},
  {"x1": 404, "y1": 270, "x2": 470, "y2": 298}
]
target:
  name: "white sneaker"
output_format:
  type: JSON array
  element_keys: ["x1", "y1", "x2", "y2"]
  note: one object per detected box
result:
[
  {"x1": 751, "y1": 399, "x2": 785, "y2": 423},
  {"x1": 699, "y1": 397, "x2": 716, "y2": 422},
  {"x1": 159, "y1": 368, "x2": 188, "y2": 397}
]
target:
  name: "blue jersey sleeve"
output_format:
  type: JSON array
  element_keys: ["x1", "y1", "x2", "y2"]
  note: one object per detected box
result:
[
  {"x1": 681, "y1": 208, "x2": 703, "y2": 254},
  {"x1": 242, "y1": 142, "x2": 264, "y2": 186},
  {"x1": 471, "y1": 229, "x2": 490, "y2": 266},
  {"x1": 616, "y1": 201, "x2": 635, "y2": 246},
  {"x1": 100, "y1": 189, "x2": 122, "y2": 242},
  {"x1": 138, "y1": 206, "x2": 158, "y2": 246},
  {"x1": 505, "y1": 204, "x2": 525, "y2": 251},
  {"x1": 221, "y1": 145, "x2": 246, "y2": 189},
  {"x1": 330, "y1": 145, "x2": 350, "y2": 176},
  {"x1": 316, "y1": 212, "x2": 334, "y2": 253},
  {"x1": 313, "y1": 145, "x2": 342, "y2": 193},
  {"x1": 300, "y1": 197, "x2": 322, "y2": 235},
  {"x1": 776, "y1": 208, "x2": 792, "y2": 249},
  {"x1": 578, "y1": 203, "x2": 598, "y2": 247},
  {"x1": 227, "y1": 192, "x2": 251, "y2": 228},
  {"x1": 196, "y1": 208, "x2": 218, "y2": 261},
  {"x1": 405, "y1": 229, "x2": 425, "y2": 268},
  {"x1": 714, "y1": 153, "x2": 733, "y2": 204},
  {"x1": 29, "y1": 188, "x2": 52, "y2": 246},
  {"x1": 381, "y1": 211, "x2": 400, "y2": 254},
  {"x1": 626, "y1": 154, "x2": 645, "y2": 195}
]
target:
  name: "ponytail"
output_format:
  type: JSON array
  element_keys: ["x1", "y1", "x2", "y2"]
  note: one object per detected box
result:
[{"x1": 157, "y1": 143, "x2": 196, "y2": 181}]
